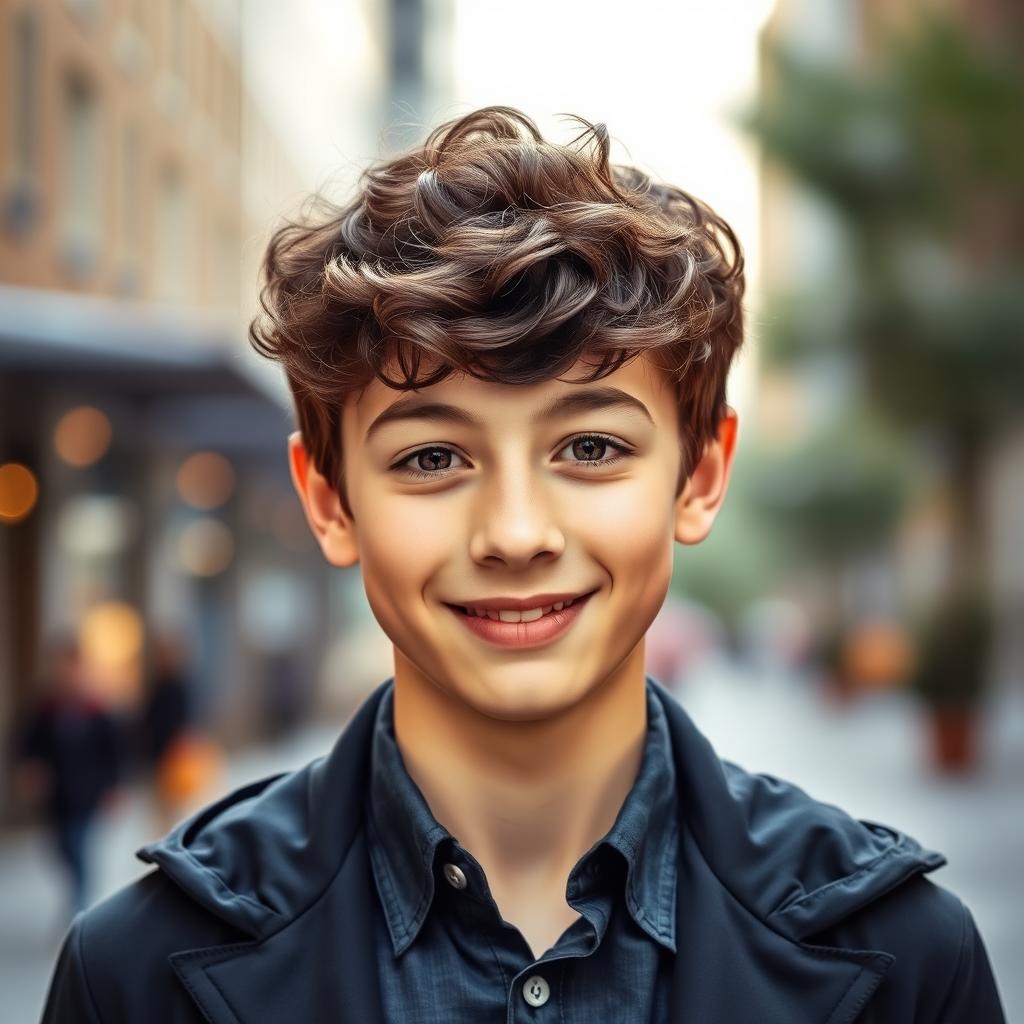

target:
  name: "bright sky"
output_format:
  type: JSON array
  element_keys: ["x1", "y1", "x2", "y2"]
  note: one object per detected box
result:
[
  {"x1": 244, "y1": 0, "x2": 775, "y2": 415},
  {"x1": 441, "y1": 0, "x2": 777, "y2": 414}
]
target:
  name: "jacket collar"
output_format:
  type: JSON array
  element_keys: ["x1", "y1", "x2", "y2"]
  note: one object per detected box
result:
[
  {"x1": 142, "y1": 675, "x2": 947, "y2": 1024},
  {"x1": 366, "y1": 677, "x2": 679, "y2": 956}
]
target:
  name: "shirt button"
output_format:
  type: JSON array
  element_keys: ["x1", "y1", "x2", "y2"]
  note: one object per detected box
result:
[
  {"x1": 442, "y1": 862, "x2": 467, "y2": 889},
  {"x1": 522, "y1": 974, "x2": 550, "y2": 1007}
]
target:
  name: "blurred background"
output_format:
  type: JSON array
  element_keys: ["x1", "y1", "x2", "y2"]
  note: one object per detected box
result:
[{"x1": 0, "y1": 0, "x2": 1021, "y2": 1019}]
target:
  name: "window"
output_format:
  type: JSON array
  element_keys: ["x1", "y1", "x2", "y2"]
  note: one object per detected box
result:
[
  {"x1": 115, "y1": 122, "x2": 142, "y2": 294},
  {"x1": 154, "y1": 162, "x2": 192, "y2": 303},
  {"x1": 169, "y1": 0, "x2": 186, "y2": 82},
  {"x1": 5, "y1": 8, "x2": 39, "y2": 235},
  {"x1": 64, "y1": 0, "x2": 101, "y2": 27},
  {"x1": 59, "y1": 71, "x2": 102, "y2": 278}
]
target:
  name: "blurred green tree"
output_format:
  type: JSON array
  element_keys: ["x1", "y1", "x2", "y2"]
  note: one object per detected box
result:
[{"x1": 739, "y1": 10, "x2": 1024, "y2": 709}]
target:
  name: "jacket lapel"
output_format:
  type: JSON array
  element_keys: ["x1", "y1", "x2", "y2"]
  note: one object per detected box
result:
[
  {"x1": 164, "y1": 682, "x2": 393, "y2": 1024},
  {"x1": 669, "y1": 819, "x2": 894, "y2": 1023},
  {"x1": 169, "y1": 821, "x2": 892, "y2": 1024},
  {"x1": 653, "y1": 676, "x2": 905, "y2": 1022},
  {"x1": 169, "y1": 826, "x2": 387, "y2": 1024}
]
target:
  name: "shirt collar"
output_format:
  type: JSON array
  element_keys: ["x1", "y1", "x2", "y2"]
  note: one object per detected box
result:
[{"x1": 366, "y1": 676, "x2": 678, "y2": 957}]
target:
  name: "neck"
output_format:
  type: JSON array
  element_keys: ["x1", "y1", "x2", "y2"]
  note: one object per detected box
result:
[{"x1": 392, "y1": 643, "x2": 648, "y2": 893}]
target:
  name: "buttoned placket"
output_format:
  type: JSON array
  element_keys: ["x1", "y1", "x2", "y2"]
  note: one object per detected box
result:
[{"x1": 439, "y1": 850, "x2": 618, "y2": 1019}]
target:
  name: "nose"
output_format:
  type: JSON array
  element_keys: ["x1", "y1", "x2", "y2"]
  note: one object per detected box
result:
[{"x1": 468, "y1": 465, "x2": 565, "y2": 569}]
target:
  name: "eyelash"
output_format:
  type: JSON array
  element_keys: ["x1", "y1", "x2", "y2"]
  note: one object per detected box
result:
[{"x1": 390, "y1": 433, "x2": 635, "y2": 481}]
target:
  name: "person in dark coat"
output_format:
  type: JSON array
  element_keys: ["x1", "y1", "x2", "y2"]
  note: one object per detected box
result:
[
  {"x1": 39, "y1": 105, "x2": 1007, "y2": 1022},
  {"x1": 139, "y1": 633, "x2": 197, "y2": 834},
  {"x1": 14, "y1": 636, "x2": 123, "y2": 918},
  {"x1": 140, "y1": 634, "x2": 194, "y2": 773}
]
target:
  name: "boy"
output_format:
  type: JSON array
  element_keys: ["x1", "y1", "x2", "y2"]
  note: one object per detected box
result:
[{"x1": 41, "y1": 105, "x2": 1005, "y2": 1022}]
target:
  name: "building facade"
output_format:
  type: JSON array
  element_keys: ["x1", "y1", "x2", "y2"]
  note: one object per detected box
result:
[{"x1": 0, "y1": 0, "x2": 416, "y2": 813}]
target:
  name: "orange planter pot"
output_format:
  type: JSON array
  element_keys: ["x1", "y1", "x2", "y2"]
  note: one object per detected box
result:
[{"x1": 926, "y1": 707, "x2": 979, "y2": 774}]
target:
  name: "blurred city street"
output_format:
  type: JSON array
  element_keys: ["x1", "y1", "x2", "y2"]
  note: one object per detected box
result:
[
  {"x1": 3, "y1": 657, "x2": 1021, "y2": 1023},
  {"x1": 2, "y1": 1, "x2": 1022, "y2": 1021},
  {"x1": 0, "y1": 712, "x2": 342, "y2": 1023}
]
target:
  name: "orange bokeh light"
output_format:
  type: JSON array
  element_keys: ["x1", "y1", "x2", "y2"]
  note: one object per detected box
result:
[
  {"x1": 176, "y1": 452, "x2": 235, "y2": 510},
  {"x1": 0, "y1": 462, "x2": 39, "y2": 523},
  {"x1": 54, "y1": 406, "x2": 113, "y2": 467}
]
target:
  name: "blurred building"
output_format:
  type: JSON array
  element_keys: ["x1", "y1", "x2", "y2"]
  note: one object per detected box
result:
[
  {"x1": 2, "y1": 0, "x2": 242, "y2": 301},
  {"x1": 0, "y1": 0, "x2": 446, "y2": 813}
]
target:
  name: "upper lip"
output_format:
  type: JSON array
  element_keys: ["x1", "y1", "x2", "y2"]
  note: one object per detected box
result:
[{"x1": 447, "y1": 589, "x2": 596, "y2": 611}]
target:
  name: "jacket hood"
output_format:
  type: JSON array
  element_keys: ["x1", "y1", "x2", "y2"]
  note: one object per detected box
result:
[{"x1": 137, "y1": 675, "x2": 947, "y2": 945}]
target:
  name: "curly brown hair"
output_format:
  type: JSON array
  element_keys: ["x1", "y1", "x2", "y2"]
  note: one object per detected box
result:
[{"x1": 249, "y1": 105, "x2": 746, "y2": 518}]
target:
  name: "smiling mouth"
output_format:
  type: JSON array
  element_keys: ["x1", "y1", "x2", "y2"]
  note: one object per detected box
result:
[{"x1": 445, "y1": 589, "x2": 599, "y2": 621}]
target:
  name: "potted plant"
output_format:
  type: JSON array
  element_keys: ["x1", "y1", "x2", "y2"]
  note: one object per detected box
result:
[{"x1": 908, "y1": 584, "x2": 993, "y2": 773}]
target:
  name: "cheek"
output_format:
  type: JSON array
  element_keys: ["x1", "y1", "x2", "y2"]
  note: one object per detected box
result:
[
  {"x1": 572, "y1": 469, "x2": 676, "y2": 564},
  {"x1": 577, "y1": 471, "x2": 676, "y2": 611},
  {"x1": 356, "y1": 493, "x2": 456, "y2": 604}
]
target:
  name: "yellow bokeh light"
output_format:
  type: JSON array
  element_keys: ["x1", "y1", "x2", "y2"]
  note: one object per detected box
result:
[
  {"x1": 176, "y1": 451, "x2": 236, "y2": 509},
  {"x1": 0, "y1": 462, "x2": 39, "y2": 523},
  {"x1": 79, "y1": 600, "x2": 145, "y2": 706},
  {"x1": 54, "y1": 406, "x2": 113, "y2": 467}
]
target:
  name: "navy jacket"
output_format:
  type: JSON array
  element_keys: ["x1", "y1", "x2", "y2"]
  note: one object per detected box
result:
[{"x1": 41, "y1": 675, "x2": 1006, "y2": 1023}]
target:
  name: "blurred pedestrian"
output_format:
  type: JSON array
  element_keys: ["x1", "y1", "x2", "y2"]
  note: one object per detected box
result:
[
  {"x1": 140, "y1": 633, "x2": 196, "y2": 834},
  {"x1": 13, "y1": 635, "x2": 123, "y2": 918},
  {"x1": 140, "y1": 635, "x2": 192, "y2": 772},
  {"x1": 140, "y1": 633, "x2": 224, "y2": 834}
]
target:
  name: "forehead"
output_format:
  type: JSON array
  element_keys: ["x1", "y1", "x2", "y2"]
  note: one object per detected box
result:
[{"x1": 346, "y1": 352, "x2": 678, "y2": 434}]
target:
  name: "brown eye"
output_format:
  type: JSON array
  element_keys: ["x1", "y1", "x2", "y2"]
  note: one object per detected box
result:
[
  {"x1": 415, "y1": 448, "x2": 454, "y2": 472},
  {"x1": 557, "y1": 433, "x2": 634, "y2": 470},
  {"x1": 571, "y1": 436, "x2": 607, "y2": 461},
  {"x1": 392, "y1": 446, "x2": 466, "y2": 479}
]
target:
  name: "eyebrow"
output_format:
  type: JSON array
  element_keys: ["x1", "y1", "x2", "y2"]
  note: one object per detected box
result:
[{"x1": 365, "y1": 385, "x2": 656, "y2": 442}]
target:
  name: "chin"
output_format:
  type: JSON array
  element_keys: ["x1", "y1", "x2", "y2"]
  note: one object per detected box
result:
[{"x1": 450, "y1": 665, "x2": 594, "y2": 723}]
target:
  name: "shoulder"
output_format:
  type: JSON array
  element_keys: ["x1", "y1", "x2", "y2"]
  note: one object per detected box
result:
[
  {"x1": 812, "y1": 869, "x2": 965, "y2": 960},
  {"x1": 808, "y1": 873, "x2": 1006, "y2": 1022},
  {"x1": 85, "y1": 866, "x2": 249, "y2": 956},
  {"x1": 42, "y1": 870, "x2": 247, "y2": 1023}
]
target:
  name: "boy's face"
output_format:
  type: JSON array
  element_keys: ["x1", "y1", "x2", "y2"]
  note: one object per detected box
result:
[{"x1": 290, "y1": 352, "x2": 737, "y2": 722}]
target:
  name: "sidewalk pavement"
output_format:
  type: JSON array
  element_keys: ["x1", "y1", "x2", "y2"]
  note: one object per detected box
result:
[
  {"x1": 2, "y1": 660, "x2": 1021, "y2": 1022},
  {"x1": 0, "y1": 722, "x2": 341, "y2": 1023}
]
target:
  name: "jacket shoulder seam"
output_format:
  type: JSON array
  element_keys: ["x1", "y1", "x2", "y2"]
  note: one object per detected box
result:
[
  {"x1": 257, "y1": 818, "x2": 364, "y2": 943},
  {"x1": 778, "y1": 842, "x2": 906, "y2": 913},
  {"x1": 681, "y1": 814, "x2": 867, "y2": 956},
  {"x1": 175, "y1": 844, "x2": 283, "y2": 919},
  {"x1": 75, "y1": 915, "x2": 106, "y2": 1024},
  {"x1": 932, "y1": 896, "x2": 969, "y2": 1022}
]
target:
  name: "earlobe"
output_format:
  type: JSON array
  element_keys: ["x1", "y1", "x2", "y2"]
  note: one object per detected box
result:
[
  {"x1": 287, "y1": 431, "x2": 360, "y2": 568},
  {"x1": 674, "y1": 409, "x2": 739, "y2": 546}
]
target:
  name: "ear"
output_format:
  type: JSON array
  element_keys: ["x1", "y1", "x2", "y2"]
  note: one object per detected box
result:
[
  {"x1": 674, "y1": 407, "x2": 739, "y2": 546},
  {"x1": 287, "y1": 431, "x2": 360, "y2": 568}
]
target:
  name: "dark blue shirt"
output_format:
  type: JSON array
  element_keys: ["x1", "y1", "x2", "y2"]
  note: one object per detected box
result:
[{"x1": 365, "y1": 677, "x2": 679, "y2": 1022}]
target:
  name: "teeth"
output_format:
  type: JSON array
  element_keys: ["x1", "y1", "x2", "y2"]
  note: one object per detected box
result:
[
  {"x1": 463, "y1": 597, "x2": 576, "y2": 621},
  {"x1": 501, "y1": 608, "x2": 537, "y2": 622}
]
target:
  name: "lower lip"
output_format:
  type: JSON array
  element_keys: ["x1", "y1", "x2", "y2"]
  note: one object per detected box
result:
[{"x1": 446, "y1": 591, "x2": 596, "y2": 649}]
